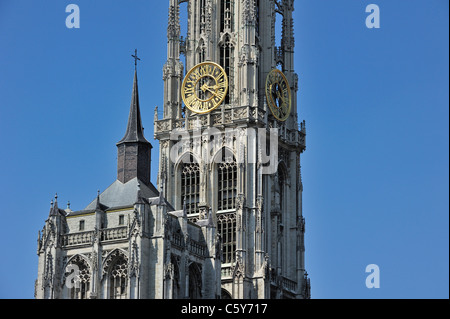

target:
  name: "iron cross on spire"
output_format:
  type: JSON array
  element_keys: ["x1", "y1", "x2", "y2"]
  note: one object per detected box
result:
[{"x1": 131, "y1": 49, "x2": 141, "y2": 70}]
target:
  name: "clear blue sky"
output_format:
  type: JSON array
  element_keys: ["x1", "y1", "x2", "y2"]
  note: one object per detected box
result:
[{"x1": 0, "y1": 0, "x2": 448, "y2": 299}]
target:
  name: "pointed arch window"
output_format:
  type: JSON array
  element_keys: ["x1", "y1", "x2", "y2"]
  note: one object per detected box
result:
[
  {"x1": 109, "y1": 256, "x2": 128, "y2": 299},
  {"x1": 65, "y1": 256, "x2": 91, "y2": 300},
  {"x1": 188, "y1": 263, "x2": 202, "y2": 299},
  {"x1": 181, "y1": 155, "x2": 200, "y2": 215}
]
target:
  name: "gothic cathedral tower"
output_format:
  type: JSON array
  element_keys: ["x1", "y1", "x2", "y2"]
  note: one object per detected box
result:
[{"x1": 154, "y1": 0, "x2": 310, "y2": 299}]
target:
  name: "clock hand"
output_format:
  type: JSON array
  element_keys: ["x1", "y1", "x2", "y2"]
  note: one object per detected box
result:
[
  {"x1": 276, "y1": 90, "x2": 285, "y2": 107},
  {"x1": 201, "y1": 83, "x2": 218, "y2": 95}
]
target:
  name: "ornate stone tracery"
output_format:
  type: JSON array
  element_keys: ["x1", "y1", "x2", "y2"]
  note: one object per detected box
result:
[{"x1": 102, "y1": 249, "x2": 128, "y2": 280}]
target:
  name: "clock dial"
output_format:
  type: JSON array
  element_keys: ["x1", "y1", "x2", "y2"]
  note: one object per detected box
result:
[
  {"x1": 265, "y1": 69, "x2": 292, "y2": 122},
  {"x1": 182, "y1": 62, "x2": 228, "y2": 114}
]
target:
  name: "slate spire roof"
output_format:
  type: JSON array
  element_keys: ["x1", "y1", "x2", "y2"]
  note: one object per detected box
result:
[
  {"x1": 117, "y1": 70, "x2": 151, "y2": 145},
  {"x1": 116, "y1": 65, "x2": 153, "y2": 186}
]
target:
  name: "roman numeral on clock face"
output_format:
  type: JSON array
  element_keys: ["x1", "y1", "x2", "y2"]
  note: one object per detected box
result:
[{"x1": 184, "y1": 93, "x2": 197, "y2": 106}]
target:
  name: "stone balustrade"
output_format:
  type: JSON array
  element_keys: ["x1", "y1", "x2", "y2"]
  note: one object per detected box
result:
[{"x1": 60, "y1": 226, "x2": 129, "y2": 248}]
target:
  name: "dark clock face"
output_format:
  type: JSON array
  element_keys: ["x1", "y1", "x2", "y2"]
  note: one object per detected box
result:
[{"x1": 265, "y1": 69, "x2": 292, "y2": 122}]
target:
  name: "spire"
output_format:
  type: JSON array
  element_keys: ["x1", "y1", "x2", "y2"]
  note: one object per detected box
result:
[
  {"x1": 116, "y1": 54, "x2": 153, "y2": 186},
  {"x1": 49, "y1": 193, "x2": 65, "y2": 217},
  {"x1": 117, "y1": 69, "x2": 150, "y2": 145},
  {"x1": 95, "y1": 190, "x2": 101, "y2": 210}
]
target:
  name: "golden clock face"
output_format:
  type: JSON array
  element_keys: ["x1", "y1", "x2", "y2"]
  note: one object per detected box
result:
[
  {"x1": 265, "y1": 69, "x2": 292, "y2": 122},
  {"x1": 181, "y1": 62, "x2": 228, "y2": 114}
]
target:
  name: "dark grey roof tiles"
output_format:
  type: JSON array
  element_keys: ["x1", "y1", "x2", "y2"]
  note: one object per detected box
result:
[
  {"x1": 84, "y1": 177, "x2": 158, "y2": 211},
  {"x1": 117, "y1": 70, "x2": 151, "y2": 146}
]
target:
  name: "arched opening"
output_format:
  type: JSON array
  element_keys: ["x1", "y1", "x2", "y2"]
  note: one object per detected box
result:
[
  {"x1": 65, "y1": 255, "x2": 91, "y2": 300},
  {"x1": 104, "y1": 250, "x2": 129, "y2": 299},
  {"x1": 188, "y1": 263, "x2": 202, "y2": 299},
  {"x1": 171, "y1": 256, "x2": 181, "y2": 299}
]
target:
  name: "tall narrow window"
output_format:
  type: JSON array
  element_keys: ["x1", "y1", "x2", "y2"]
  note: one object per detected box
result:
[
  {"x1": 274, "y1": 10, "x2": 284, "y2": 69},
  {"x1": 109, "y1": 257, "x2": 128, "y2": 299},
  {"x1": 216, "y1": 150, "x2": 237, "y2": 264},
  {"x1": 217, "y1": 152, "x2": 237, "y2": 211},
  {"x1": 219, "y1": 0, "x2": 234, "y2": 105},
  {"x1": 220, "y1": 0, "x2": 233, "y2": 32},
  {"x1": 199, "y1": 0, "x2": 206, "y2": 34},
  {"x1": 255, "y1": 0, "x2": 260, "y2": 35},
  {"x1": 217, "y1": 213, "x2": 236, "y2": 264},
  {"x1": 171, "y1": 256, "x2": 181, "y2": 299},
  {"x1": 188, "y1": 263, "x2": 202, "y2": 299},
  {"x1": 79, "y1": 220, "x2": 85, "y2": 231},
  {"x1": 278, "y1": 167, "x2": 286, "y2": 220},
  {"x1": 219, "y1": 39, "x2": 233, "y2": 105},
  {"x1": 181, "y1": 157, "x2": 200, "y2": 215}
]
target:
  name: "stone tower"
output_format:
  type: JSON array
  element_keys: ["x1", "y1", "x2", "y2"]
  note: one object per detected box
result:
[{"x1": 154, "y1": 0, "x2": 310, "y2": 299}]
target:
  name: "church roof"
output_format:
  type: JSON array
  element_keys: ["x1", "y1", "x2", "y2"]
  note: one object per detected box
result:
[
  {"x1": 117, "y1": 70, "x2": 151, "y2": 145},
  {"x1": 84, "y1": 177, "x2": 158, "y2": 211}
]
